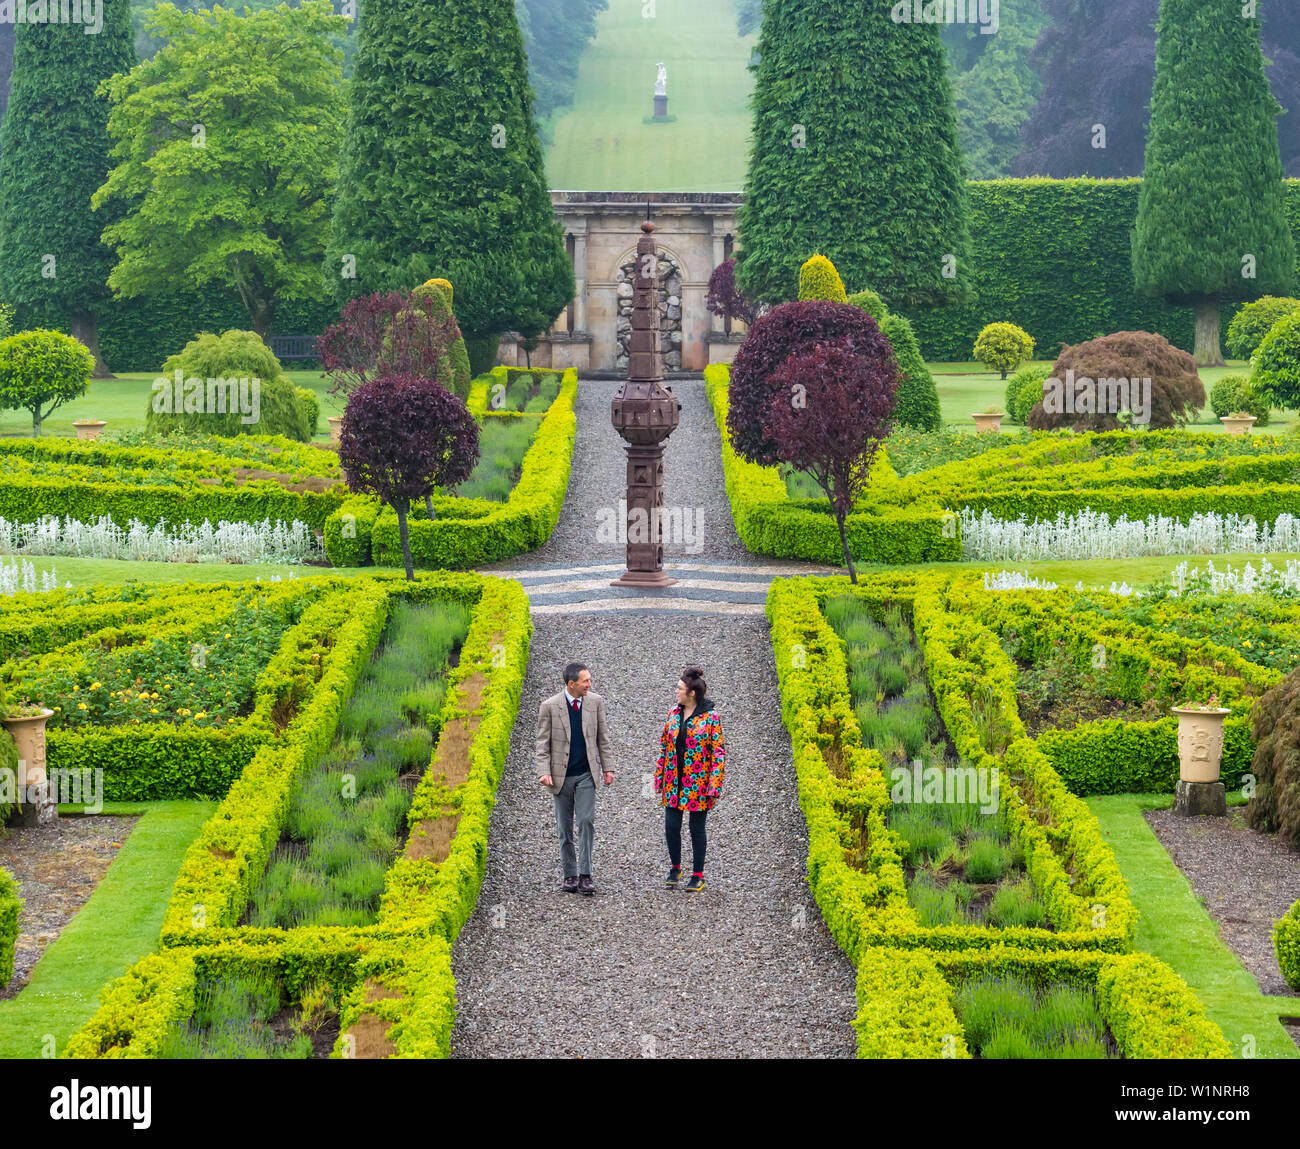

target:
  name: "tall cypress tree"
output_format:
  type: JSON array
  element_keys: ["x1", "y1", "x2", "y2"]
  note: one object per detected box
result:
[
  {"x1": 327, "y1": 0, "x2": 572, "y2": 341},
  {"x1": 1132, "y1": 0, "x2": 1295, "y2": 367},
  {"x1": 736, "y1": 0, "x2": 972, "y2": 309},
  {"x1": 0, "y1": 2, "x2": 136, "y2": 376}
]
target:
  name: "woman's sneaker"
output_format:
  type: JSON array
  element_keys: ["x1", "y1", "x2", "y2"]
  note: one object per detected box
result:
[
  {"x1": 665, "y1": 865, "x2": 682, "y2": 888},
  {"x1": 685, "y1": 873, "x2": 706, "y2": 893}
]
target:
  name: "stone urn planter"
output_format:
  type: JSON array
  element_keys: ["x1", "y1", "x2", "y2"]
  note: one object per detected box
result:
[
  {"x1": 1171, "y1": 700, "x2": 1232, "y2": 816},
  {"x1": 2, "y1": 707, "x2": 57, "y2": 826},
  {"x1": 1219, "y1": 413, "x2": 1257, "y2": 436},
  {"x1": 72, "y1": 419, "x2": 107, "y2": 441},
  {"x1": 328, "y1": 416, "x2": 343, "y2": 445},
  {"x1": 972, "y1": 411, "x2": 1005, "y2": 434}
]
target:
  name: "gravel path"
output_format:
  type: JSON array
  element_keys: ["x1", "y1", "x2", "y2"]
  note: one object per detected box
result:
[
  {"x1": 1145, "y1": 808, "x2": 1300, "y2": 998},
  {"x1": 482, "y1": 376, "x2": 752, "y2": 571},
  {"x1": 0, "y1": 815, "x2": 138, "y2": 1001},
  {"x1": 454, "y1": 377, "x2": 857, "y2": 1058}
]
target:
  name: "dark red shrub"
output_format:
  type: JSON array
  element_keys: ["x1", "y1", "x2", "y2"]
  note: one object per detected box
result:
[
  {"x1": 728, "y1": 299, "x2": 889, "y2": 464},
  {"x1": 706, "y1": 259, "x2": 759, "y2": 327},
  {"x1": 1027, "y1": 331, "x2": 1205, "y2": 431}
]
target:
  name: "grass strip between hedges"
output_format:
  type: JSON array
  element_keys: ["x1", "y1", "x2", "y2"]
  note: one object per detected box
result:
[
  {"x1": 1086, "y1": 794, "x2": 1299, "y2": 1061},
  {"x1": 0, "y1": 800, "x2": 214, "y2": 1060}
]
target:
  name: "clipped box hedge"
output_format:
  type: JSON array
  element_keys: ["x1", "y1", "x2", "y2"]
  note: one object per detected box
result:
[
  {"x1": 706, "y1": 365, "x2": 961, "y2": 566},
  {"x1": 855, "y1": 946, "x2": 1231, "y2": 1059},
  {"x1": 323, "y1": 370, "x2": 577, "y2": 569},
  {"x1": 0, "y1": 865, "x2": 19, "y2": 989},
  {"x1": 3, "y1": 578, "x2": 376, "y2": 802},
  {"x1": 1277, "y1": 899, "x2": 1300, "y2": 992},
  {"x1": 67, "y1": 572, "x2": 532, "y2": 1060}
]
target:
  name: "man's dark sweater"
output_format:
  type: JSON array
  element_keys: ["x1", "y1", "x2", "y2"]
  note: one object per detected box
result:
[{"x1": 566, "y1": 696, "x2": 588, "y2": 779}]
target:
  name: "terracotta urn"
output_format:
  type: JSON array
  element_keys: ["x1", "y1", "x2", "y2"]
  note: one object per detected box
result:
[
  {"x1": 1171, "y1": 706, "x2": 1232, "y2": 783},
  {"x1": 2, "y1": 708, "x2": 56, "y2": 825},
  {"x1": 328, "y1": 416, "x2": 343, "y2": 444},
  {"x1": 72, "y1": 419, "x2": 107, "y2": 441},
  {"x1": 1219, "y1": 414, "x2": 1257, "y2": 436},
  {"x1": 972, "y1": 412, "x2": 1005, "y2": 434}
]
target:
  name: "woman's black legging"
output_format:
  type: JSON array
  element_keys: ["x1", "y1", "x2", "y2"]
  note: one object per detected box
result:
[{"x1": 665, "y1": 805, "x2": 708, "y2": 872}]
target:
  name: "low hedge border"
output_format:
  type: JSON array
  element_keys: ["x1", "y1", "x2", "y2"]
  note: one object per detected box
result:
[
  {"x1": 705, "y1": 365, "x2": 962, "y2": 567},
  {"x1": 0, "y1": 866, "x2": 19, "y2": 989},
  {"x1": 946, "y1": 580, "x2": 1280, "y2": 795},
  {"x1": 69, "y1": 572, "x2": 530, "y2": 1059},
  {"x1": 767, "y1": 573, "x2": 1135, "y2": 959},
  {"x1": 7, "y1": 579, "x2": 375, "y2": 802},
  {"x1": 854, "y1": 946, "x2": 1231, "y2": 1059},
  {"x1": 1277, "y1": 899, "x2": 1300, "y2": 991},
  {"x1": 323, "y1": 370, "x2": 577, "y2": 569}
]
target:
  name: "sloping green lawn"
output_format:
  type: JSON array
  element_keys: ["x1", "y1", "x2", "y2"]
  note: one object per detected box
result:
[
  {"x1": 0, "y1": 800, "x2": 213, "y2": 1059},
  {"x1": 542, "y1": 0, "x2": 756, "y2": 191},
  {"x1": 1087, "y1": 795, "x2": 1299, "y2": 1060}
]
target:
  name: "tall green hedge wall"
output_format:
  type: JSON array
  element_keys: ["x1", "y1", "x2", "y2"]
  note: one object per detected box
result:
[
  {"x1": 906, "y1": 178, "x2": 1300, "y2": 362},
  {"x1": 16, "y1": 179, "x2": 1299, "y2": 371}
]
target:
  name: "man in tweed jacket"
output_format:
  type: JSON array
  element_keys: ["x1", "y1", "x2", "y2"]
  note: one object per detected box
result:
[{"x1": 536, "y1": 661, "x2": 615, "y2": 896}]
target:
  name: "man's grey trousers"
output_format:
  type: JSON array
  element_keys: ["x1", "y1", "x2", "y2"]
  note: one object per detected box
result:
[{"x1": 554, "y1": 770, "x2": 596, "y2": 877}]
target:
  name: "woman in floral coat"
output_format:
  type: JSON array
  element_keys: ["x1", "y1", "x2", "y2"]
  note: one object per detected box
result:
[{"x1": 654, "y1": 666, "x2": 726, "y2": 893}]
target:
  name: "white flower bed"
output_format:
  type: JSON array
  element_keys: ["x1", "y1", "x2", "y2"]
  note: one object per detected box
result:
[
  {"x1": 1163, "y1": 558, "x2": 1300, "y2": 598},
  {"x1": 981, "y1": 569, "x2": 1136, "y2": 596},
  {"x1": 0, "y1": 515, "x2": 323, "y2": 566},
  {"x1": 960, "y1": 507, "x2": 1300, "y2": 562},
  {"x1": 0, "y1": 557, "x2": 66, "y2": 596}
]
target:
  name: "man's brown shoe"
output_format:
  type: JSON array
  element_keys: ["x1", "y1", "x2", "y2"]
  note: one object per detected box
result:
[
  {"x1": 562, "y1": 876, "x2": 579, "y2": 894},
  {"x1": 578, "y1": 875, "x2": 595, "y2": 897}
]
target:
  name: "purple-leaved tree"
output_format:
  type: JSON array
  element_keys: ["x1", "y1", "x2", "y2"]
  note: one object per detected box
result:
[
  {"x1": 706, "y1": 258, "x2": 760, "y2": 329},
  {"x1": 762, "y1": 337, "x2": 899, "y2": 583},
  {"x1": 317, "y1": 290, "x2": 459, "y2": 400},
  {"x1": 338, "y1": 373, "x2": 479, "y2": 580}
]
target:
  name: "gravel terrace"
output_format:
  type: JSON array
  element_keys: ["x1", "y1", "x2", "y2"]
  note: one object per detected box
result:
[
  {"x1": 454, "y1": 376, "x2": 858, "y2": 1058},
  {"x1": 0, "y1": 814, "x2": 137, "y2": 1001},
  {"x1": 1145, "y1": 807, "x2": 1300, "y2": 999}
]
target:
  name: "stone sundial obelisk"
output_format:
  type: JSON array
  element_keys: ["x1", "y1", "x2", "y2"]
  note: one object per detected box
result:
[{"x1": 610, "y1": 216, "x2": 679, "y2": 588}]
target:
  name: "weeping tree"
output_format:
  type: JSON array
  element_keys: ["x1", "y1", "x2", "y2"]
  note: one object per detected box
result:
[
  {"x1": 736, "y1": 0, "x2": 972, "y2": 310},
  {"x1": 1132, "y1": 0, "x2": 1295, "y2": 366},
  {"x1": 338, "y1": 374, "x2": 480, "y2": 581},
  {"x1": 0, "y1": 1, "x2": 136, "y2": 376}
]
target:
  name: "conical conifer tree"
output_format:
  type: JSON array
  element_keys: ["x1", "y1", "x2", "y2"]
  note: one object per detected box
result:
[
  {"x1": 1132, "y1": 0, "x2": 1295, "y2": 366},
  {"x1": 737, "y1": 0, "x2": 972, "y2": 310},
  {"x1": 0, "y1": 2, "x2": 136, "y2": 376},
  {"x1": 327, "y1": 0, "x2": 572, "y2": 341}
]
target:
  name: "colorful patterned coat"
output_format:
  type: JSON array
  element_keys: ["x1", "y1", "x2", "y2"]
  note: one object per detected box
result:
[{"x1": 654, "y1": 702, "x2": 726, "y2": 811}]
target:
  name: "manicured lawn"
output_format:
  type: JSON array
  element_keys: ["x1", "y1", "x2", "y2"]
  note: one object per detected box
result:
[
  {"x1": 930, "y1": 360, "x2": 1295, "y2": 433},
  {"x1": 542, "y1": 0, "x2": 756, "y2": 192},
  {"x1": 1086, "y1": 794, "x2": 1299, "y2": 1060},
  {"x1": 0, "y1": 800, "x2": 214, "y2": 1059},
  {"x1": 11, "y1": 556, "x2": 371, "y2": 588},
  {"x1": 0, "y1": 370, "x2": 341, "y2": 442}
]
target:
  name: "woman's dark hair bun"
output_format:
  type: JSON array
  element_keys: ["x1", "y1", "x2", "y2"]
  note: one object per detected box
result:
[{"x1": 681, "y1": 666, "x2": 707, "y2": 698}]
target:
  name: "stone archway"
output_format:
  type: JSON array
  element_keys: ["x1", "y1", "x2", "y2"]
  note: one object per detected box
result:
[{"x1": 614, "y1": 248, "x2": 684, "y2": 372}]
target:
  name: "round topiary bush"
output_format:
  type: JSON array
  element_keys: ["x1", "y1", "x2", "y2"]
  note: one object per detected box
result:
[
  {"x1": 847, "y1": 287, "x2": 888, "y2": 324},
  {"x1": 797, "y1": 254, "x2": 848, "y2": 303},
  {"x1": 973, "y1": 322, "x2": 1036, "y2": 379},
  {"x1": 147, "y1": 330, "x2": 312, "y2": 441},
  {"x1": 1252, "y1": 310, "x2": 1300, "y2": 412},
  {"x1": 1225, "y1": 296, "x2": 1300, "y2": 361},
  {"x1": 1005, "y1": 364, "x2": 1052, "y2": 424},
  {"x1": 729, "y1": 299, "x2": 891, "y2": 464},
  {"x1": 1027, "y1": 331, "x2": 1205, "y2": 431},
  {"x1": 0, "y1": 328, "x2": 95, "y2": 436},
  {"x1": 880, "y1": 313, "x2": 940, "y2": 432},
  {"x1": 1208, "y1": 373, "x2": 1270, "y2": 425}
]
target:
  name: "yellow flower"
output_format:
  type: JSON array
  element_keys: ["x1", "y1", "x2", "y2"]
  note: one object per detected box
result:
[
  {"x1": 89, "y1": 681, "x2": 102, "y2": 690},
  {"x1": 77, "y1": 702, "x2": 87, "y2": 710},
  {"x1": 150, "y1": 708, "x2": 158, "y2": 714},
  {"x1": 195, "y1": 711, "x2": 207, "y2": 719},
  {"x1": 1242, "y1": 640, "x2": 1252, "y2": 648},
  {"x1": 224, "y1": 633, "x2": 231, "y2": 639}
]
